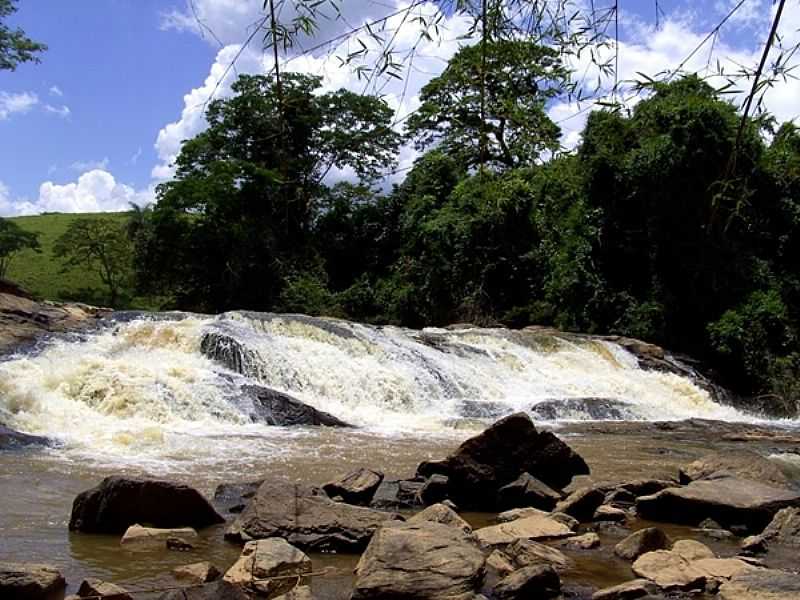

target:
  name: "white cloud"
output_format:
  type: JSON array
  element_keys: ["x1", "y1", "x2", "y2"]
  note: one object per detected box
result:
[
  {"x1": 44, "y1": 104, "x2": 71, "y2": 118},
  {"x1": 0, "y1": 91, "x2": 39, "y2": 120},
  {"x1": 49, "y1": 85, "x2": 64, "y2": 97},
  {"x1": 0, "y1": 171, "x2": 154, "y2": 217},
  {"x1": 70, "y1": 157, "x2": 110, "y2": 172}
]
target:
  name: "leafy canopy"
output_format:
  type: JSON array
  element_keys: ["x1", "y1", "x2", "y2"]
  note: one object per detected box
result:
[
  {"x1": 0, "y1": 217, "x2": 39, "y2": 279},
  {"x1": 0, "y1": 0, "x2": 46, "y2": 71}
]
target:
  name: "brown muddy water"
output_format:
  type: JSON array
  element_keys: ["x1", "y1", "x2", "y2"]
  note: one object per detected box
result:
[{"x1": 2, "y1": 422, "x2": 799, "y2": 599}]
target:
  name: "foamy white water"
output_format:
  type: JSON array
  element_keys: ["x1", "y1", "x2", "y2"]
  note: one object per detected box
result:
[{"x1": 0, "y1": 311, "x2": 768, "y2": 465}]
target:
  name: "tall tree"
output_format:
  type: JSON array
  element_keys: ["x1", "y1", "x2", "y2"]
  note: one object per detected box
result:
[
  {"x1": 0, "y1": 217, "x2": 39, "y2": 279},
  {"x1": 407, "y1": 40, "x2": 570, "y2": 170},
  {"x1": 0, "y1": 0, "x2": 46, "y2": 71}
]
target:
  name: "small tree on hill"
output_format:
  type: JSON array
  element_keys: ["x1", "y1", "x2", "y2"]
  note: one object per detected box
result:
[
  {"x1": 0, "y1": 216, "x2": 39, "y2": 279},
  {"x1": 53, "y1": 217, "x2": 133, "y2": 306}
]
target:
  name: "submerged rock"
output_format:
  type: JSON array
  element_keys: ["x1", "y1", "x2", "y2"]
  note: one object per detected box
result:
[
  {"x1": 636, "y1": 478, "x2": 800, "y2": 534},
  {"x1": 120, "y1": 524, "x2": 198, "y2": 551},
  {"x1": 223, "y1": 538, "x2": 311, "y2": 598},
  {"x1": 225, "y1": 480, "x2": 401, "y2": 552},
  {"x1": 0, "y1": 562, "x2": 66, "y2": 600},
  {"x1": 679, "y1": 450, "x2": 795, "y2": 489},
  {"x1": 69, "y1": 476, "x2": 224, "y2": 534},
  {"x1": 0, "y1": 424, "x2": 49, "y2": 450},
  {"x1": 323, "y1": 468, "x2": 383, "y2": 506},
  {"x1": 416, "y1": 412, "x2": 588, "y2": 509},
  {"x1": 351, "y1": 521, "x2": 485, "y2": 600},
  {"x1": 530, "y1": 397, "x2": 636, "y2": 421}
]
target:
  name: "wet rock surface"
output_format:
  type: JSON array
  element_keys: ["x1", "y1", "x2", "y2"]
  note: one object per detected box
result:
[
  {"x1": 0, "y1": 424, "x2": 49, "y2": 450},
  {"x1": 530, "y1": 397, "x2": 637, "y2": 421},
  {"x1": 496, "y1": 472, "x2": 562, "y2": 511},
  {"x1": 679, "y1": 449, "x2": 796, "y2": 489},
  {"x1": 323, "y1": 468, "x2": 383, "y2": 506},
  {"x1": 223, "y1": 538, "x2": 312, "y2": 598},
  {"x1": 0, "y1": 562, "x2": 66, "y2": 600},
  {"x1": 240, "y1": 384, "x2": 352, "y2": 428},
  {"x1": 69, "y1": 476, "x2": 225, "y2": 534}
]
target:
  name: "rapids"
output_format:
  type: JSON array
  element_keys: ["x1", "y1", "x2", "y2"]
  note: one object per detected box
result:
[{"x1": 0, "y1": 310, "x2": 764, "y2": 468}]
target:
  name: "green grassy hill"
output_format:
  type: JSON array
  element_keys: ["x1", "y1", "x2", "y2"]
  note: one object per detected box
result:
[{"x1": 5, "y1": 212, "x2": 132, "y2": 305}]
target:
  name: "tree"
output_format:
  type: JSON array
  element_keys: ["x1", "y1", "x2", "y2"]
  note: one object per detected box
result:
[
  {"x1": 0, "y1": 217, "x2": 39, "y2": 279},
  {"x1": 53, "y1": 217, "x2": 133, "y2": 306},
  {"x1": 138, "y1": 73, "x2": 401, "y2": 312},
  {"x1": 407, "y1": 40, "x2": 569, "y2": 170},
  {"x1": 0, "y1": 0, "x2": 46, "y2": 71}
]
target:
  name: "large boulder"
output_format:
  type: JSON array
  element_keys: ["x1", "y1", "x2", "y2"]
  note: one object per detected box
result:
[
  {"x1": 0, "y1": 424, "x2": 49, "y2": 450},
  {"x1": 496, "y1": 473, "x2": 562, "y2": 511},
  {"x1": 741, "y1": 506, "x2": 800, "y2": 553},
  {"x1": 323, "y1": 468, "x2": 383, "y2": 506},
  {"x1": 351, "y1": 521, "x2": 485, "y2": 600},
  {"x1": 224, "y1": 538, "x2": 311, "y2": 598},
  {"x1": 69, "y1": 477, "x2": 224, "y2": 534},
  {"x1": 614, "y1": 527, "x2": 671, "y2": 561},
  {"x1": 474, "y1": 514, "x2": 574, "y2": 547},
  {"x1": 416, "y1": 413, "x2": 588, "y2": 509},
  {"x1": 492, "y1": 565, "x2": 560, "y2": 600},
  {"x1": 225, "y1": 480, "x2": 401, "y2": 552},
  {"x1": 680, "y1": 450, "x2": 795, "y2": 489},
  {"x1": 718, "y1": 569, "x2": 800, "y2": 600},
  {"x1": 240, "y1": 384, "x2": 350, "y2": 427},
  {"x1": 0, "y1": 563, "x2": 66, "y2": 600},
  {"x1": 636, "y1": 478, "x2": 800, "y2": 534}
]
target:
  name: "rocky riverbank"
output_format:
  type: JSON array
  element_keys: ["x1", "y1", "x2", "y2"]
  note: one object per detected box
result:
[{"x1": 3, "y1": 413, "x2": 800, "y2": 600}]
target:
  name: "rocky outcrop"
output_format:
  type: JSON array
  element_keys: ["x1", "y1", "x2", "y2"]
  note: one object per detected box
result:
[
  {"x1": 240, "y1": 385, "x2": 351, "y2": 427},
  {"x1": 225, "y1": 480, "x2": 401, "y2": 552},
  {"x1": 718, "y1": 569, "x2": 800, "y2": 600},
  {"x1": 492, "y1": 565, "x2": 560, "y2": 600},
  {"x1": 69, "y1": 477, "x2": 225, "y2": 534},
  {"x1": 636, "y1": 478, "x2": 800, "y2": 534},
  {"x1": 0, "y1": 562, "x2": 66, "y2": 600},
  {"x1": 474, "y1": 514, "x2": 574, "y2": 547},
  {"x1": 157, "y1": 580, "x2": 249, "y2": 600},
  {"x1": 407, "y1": 503, "x2": 473, "y2": 534},
  {"x1": 416, "y1": 413, "x2": 588, "y2": 509},
  {"x1": 614, "y1": 528, "x2": 671, "y2": 561},
  {"x1": 223, "y1": 538, "x2": 311, "y2": 598},
  {"x1": 172, "y1": 562, "x2": 221, "y2": 584},
  {"x1": 0, "y1": 424, "x2": 49, "y2": 450},
  {"x1": 0, "y1": 291, "x2": 109, "y2": 355},
  {"x1": 351, "y1": 521, "x2": 485, "y2": 600},
  {"x1": 77, "y1": 579, "x2": 132, "y2": 600},
  {"x1": 496, "y1": 473, "x2": 562, "y2": 511},
  {"x1": 119, "y1": 524, "x2": 198, "y2": 551},
  {"x1": 679, "y1": 450, "x2": 795, "y2": 489},
  {"x1": 530, "y1": 398, "x2": 636, "y2": 421},
  {"x1": 213, "y1": 480, "x2": 263, "y2": 514},
  {"x1": 323, "y1": 468, "x2": 383, "y2": 505},
  {"x1": 741, "y1": 506, "x2": 800, "y2": 553}
]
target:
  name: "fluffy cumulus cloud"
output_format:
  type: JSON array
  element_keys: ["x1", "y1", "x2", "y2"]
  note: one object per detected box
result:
[
  {"x1": 0, "y1": 171, "x2": 154, "y2": 217},
  {"x1": 0, "y1": 91, "x2": 39, "y2": 120}
]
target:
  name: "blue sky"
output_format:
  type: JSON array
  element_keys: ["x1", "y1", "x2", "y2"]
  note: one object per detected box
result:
[{"x1": 0, "y1": 0, "x2": 794, "y2": 215}]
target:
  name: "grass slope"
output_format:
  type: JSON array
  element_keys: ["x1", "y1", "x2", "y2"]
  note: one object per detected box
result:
[{"x1": 5, "y1": 212, "x2": 131, "y2": 304}]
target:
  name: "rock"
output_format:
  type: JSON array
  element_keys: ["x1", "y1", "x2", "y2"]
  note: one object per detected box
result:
[
  {"x1": 636, "y1": 478, "x2": 800, "y2": 534},
  {"x1": 492, "y1": 565, "x2": 560, "y2": 600},
  {"x1": 631, "y1": 550, "x2": 706, "y2": 591},
  {"x1": 214, "y1": 480, "x2": 263, "y2": 514},
  {"x1": 120, "y1": 524, "x2": 198, "y2": 551},
  {"x1": 77, "y1": 579, "x2": 132, "y2": 600},
  {"x1": 508, "y1": 539, "x2": 571, "y2": 572},
  {"x1": 551, "y1": 512, "x2": 580, "y2": 531},
  {"x1": 369, "y1": 479, "x2": 424, "y2": 510},
  {"x1": 0, "y1": 424, "x2": 49, "y2": 450},
  {"x1": 475, "y1": 514, "x2": 574, "y2": 547},
  {"x1": 679, "y1": 450, "x2": 794, "y2": 489},
  {"x1": 323, "y1": 468, "x2": 383, "y2": 506},
  {"x1": 614, "y1": 528, "x2": 671, "y2": 561},
  {"x1": 555, "y1": 487, "x2": 606, "y2": 522},
  {"x1": 239, "y1": 384, "x2": 351, "y2": 427},
  {"x1": 741, "y1": 506, "x2": 800, "y2": 554},
  {"x1": 407, "y1": 503, "x2": 472, "y2": 534},
  {"x1": 351, "y1": 521, "x2": 485, "y2": 600},
  {"x1": 561, "y1": 532, "x2": 600, "y2": 550},
  {"x1": 166, "y1": 537, "x2": 195, "y2": 551},
  {"x1": 718, "y1": 569, "x2": 800, "y2": 600},
  {"x1": 173, "y1": 562, "x2": 221, "y2": 584},
  {"x1": 671, "y1": 539, "x2": 714, "y2": 561},
  {"x1": 272, "y1": 586, "x2": 313, "y2": 600},
  {"x1": 530, "y1": 397, "x2": 636, "y2": 421},
  {"x1": 224, "y1": 538, "x2": 311, "y2": 598},
  {"x1": 442, "y1": 499, "x2": 459, "y2": 511},
  {"x1": 594, "y1": 505, "x2": 627, "y2": 522},
  {"x1": 69, "y1": 476, "x2": 224, "y2": 534},
  {"x1": 486, "y1": 550, "x2": 516, "y2": 578},
  {"x1": 604, "y1": 488, "x2": 637, "y2": 507},
  {"x1": 0, "y1": 563, "x2": 66, "y2": 600},
  {"x1": 592, "y1": 579, "x2": 659, "y2": 600},
  {"x1": 496, "y1": 473, "x2": 562, "y2": 511},
  {"x1": 157, "y1": 580, "x2": 249, "y2": 600},
  {"x1": 496, "y1": 507, "x2": 550, "y2": 523},
  {"x1": 416, "y1": 413, "x2": 588, "y2": 509},
  {"x1": 692, "y1": 557, "x2": 758, "y2": 583},
  {"x1": 225, "y1": 480, "x2": 401, "y2": 552},
  {"x1": 419, "y1": 474, "x2": 450, "y2": 505}
]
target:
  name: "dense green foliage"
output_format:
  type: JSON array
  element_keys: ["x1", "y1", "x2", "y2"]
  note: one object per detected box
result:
[
  {"x1": 0, "y1": 216, "x2": 39, "y2": 278},
  {"x1": 0, "y1": 0, "x2": 46, "y2": 71}
]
